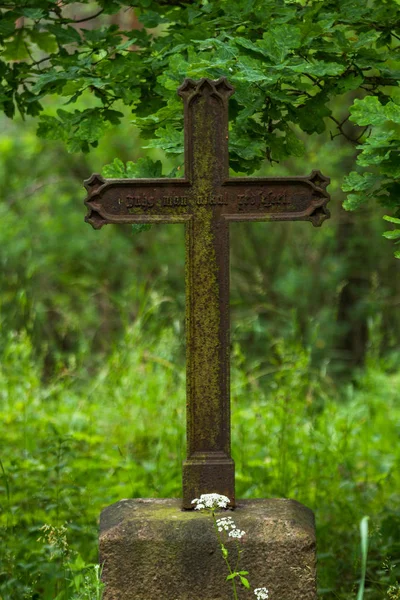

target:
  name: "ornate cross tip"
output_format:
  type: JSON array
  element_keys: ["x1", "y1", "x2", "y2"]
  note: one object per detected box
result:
[
  {"x1": 309, "y1": 170, "x2": 330, "y2": 191},
  {"x1": 309, "y1": 204, "x2": 330, "y2": 227},
  {"x1": 178, "y1": 77, "x2": 235, "y2": 100},
  {"x1": 84, "y1": 173, "x2": 106, "y2": 193},
  {"x1": 84, "y1": 173, "x2": 107, "y2": 228},
  {"x1": 85, "y1": 209, "x2": 106, "y2": 230}
]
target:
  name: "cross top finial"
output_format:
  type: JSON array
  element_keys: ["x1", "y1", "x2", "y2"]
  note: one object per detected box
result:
[
  {"x1": 178, "y1": 77, "x2": 235, "y2": 101},
  {"x1": 178, "y1": 77, "x2": 235, "y2": 185}
]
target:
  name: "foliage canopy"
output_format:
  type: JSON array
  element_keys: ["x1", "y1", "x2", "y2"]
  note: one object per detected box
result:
[{"x1": 1, "y1": 0, "x2": 400, "y2": 245}]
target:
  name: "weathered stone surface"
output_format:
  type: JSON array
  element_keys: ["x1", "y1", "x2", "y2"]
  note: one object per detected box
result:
[{"x1": 100, "y1": 498, "x2": 317, "y2": 600}]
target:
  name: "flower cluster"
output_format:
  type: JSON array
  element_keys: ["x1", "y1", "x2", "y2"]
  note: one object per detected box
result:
[
  {"x1": 216, "y1": 516, "x2": 246, "y2": 539},
  {"x1": 254, "y1": 587, "x2": 269, "y2": 599},
  {"x1": 191, "y1": 493, "x2": 230, "y2": 510},
  {"x1": 216, "y1": 516, "x2": 236, "y2": 531},
  {"x1": 228, "y1": 528, "x2": 246, "y2": 539}
]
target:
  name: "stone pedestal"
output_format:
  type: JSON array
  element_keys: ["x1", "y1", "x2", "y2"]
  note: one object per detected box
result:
[{"x1": 99, "y1": 498, "x2": 317, "y2": 600}]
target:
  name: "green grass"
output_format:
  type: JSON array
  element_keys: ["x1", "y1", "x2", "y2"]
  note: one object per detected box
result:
[{"x1": 1, "y1": 306, "x2": 400, "y2": 599}]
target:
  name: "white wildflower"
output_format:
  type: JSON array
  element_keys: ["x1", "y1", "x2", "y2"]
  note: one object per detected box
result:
[
  {"x1": 216, "y1": 516, "x2": 236, "y2": 531},
  {"x1": 191, "y1": 493, "x2": 230, "y2": 510},
  {"x1": 228, "y1": 528, "x2": 246, "y2": 539},
  {"x1": 254, "y1": 588, "x2": 269, "y2": 600}
]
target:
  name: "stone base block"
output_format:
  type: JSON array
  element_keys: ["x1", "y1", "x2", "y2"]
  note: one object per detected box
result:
[{"x1": 99, "y1": 498, "x2": 317, "y2": 600}]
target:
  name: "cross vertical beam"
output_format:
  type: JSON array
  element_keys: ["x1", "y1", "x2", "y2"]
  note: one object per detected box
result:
[{"x1": 179, "y1": 80, "x2": 235, "y2": 508}]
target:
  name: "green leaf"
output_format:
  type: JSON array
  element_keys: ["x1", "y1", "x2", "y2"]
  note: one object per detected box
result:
[
  {"x1": 48, "y1": 25, "x2": 81, "y2": 45},
  {"x1": 68, "y1": 109, "x2": 106, "y2": 143},
  {"x1": 0, "y1": 12, "x2": 17, "y2": 37},
  {"x1": 356, "y1": 517, "x2": 369, "y2": 600},
  {"x1": 264, "y1": 134, "x2": 287, "y2": 161},
  {"x1": 234, "y1": 56, "x2": 278, "y2": 84},
  {"x1": 352, "y1": 30, "x2": 380, "y2": 49},
  {"x1": 103, "y1": 109, "x2": 124, "y2": 126},
  {"x1": 133, "y1": 157, "x2": 163, "y2": 178},
  {"x1": 287, "y1": 60, "x2": 346, "y2": 77},
  {"x1": 384, "y1": 102, "x2": 400, "y2": 125},
  {"x1": 350, "y1": 96, "x2": 386, "y2": 126},
  {"x1": 221, "y1": 544, "x2": 228, "y2": 559},
  {"x1": 356, "y1": 146, "x2": 392, "y2": 167},
  {"x1": 383, "y1": 215, "x2": 400, "y2": 224},
  {"x1": 3, "y1": 31, "x2": 30, "y2": 60},
  {"x1": 343, "y1": 193, "x2": 366, "y2": 211},
  {"x1": 226, "y1": 572, "x2": 239, "y2": 581},
  {"x1": 285, "y1": 127, "x2": 305, "y2": 157},
  {"x1": 342, "y1": 172, "x2": 381, "y2": 192},
  {"x1": 32, "y1": 69, "x2": 73, "y2": 93},
  {"x1": 143, "y1": 124, "x2": 184, "y2": 154},
  {"x1": 382, "y1": 230, "x2": 400, "y2": 240},
  {"x1": 102, "y1": 157, "x2": 126, "y2": 178},
  {"x1": 37, "y1": 115, "x2": 66, "y2": 142},
  {"x1": 235, "y1": 37, "x2": 267, "y2": 56},
  {"x1": 296, "y1": 96, "x2": 331, "y2": 134},
  {"x1": 259, "y1": 24, "x2": 301, "y2": 63},
  {"x1": 381, "y1": 162, "x2": 400, "y2": 180},
  {"x1": 230, "y1": 128, "x2": 265, "y2": 161},
  {"x1": 138, "y1": 10, "x2": 167, "y2": 28},
  {"x1": 21, "y1": 8, "x2": 46, "y2": 19},
  {"x1": 102, "y1": 157, "x2": 163, "y2": 179},
  {"x1": 333, "y1": 74, "x2": 363, "y2": 94},
  {"x1": 28, "y1": 30, "x2": 58, "y2": 54},
  {"x1": 239, "y1": 575, "x2": 250, "y2": 589}
]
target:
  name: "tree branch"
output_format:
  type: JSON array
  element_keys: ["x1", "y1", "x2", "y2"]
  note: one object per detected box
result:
[
  {"x1": 31, "y1": 55, "x2": 53, "y2": 66},
  {"x1": 53, "y1": 8, "x2": 105, "y2": 25},
  {"x1": 329, "y1": 115, "x2": 369, "y2": 144},
  {"x1": 304, "y1": 73, "x2": 324, "y2": 90},
  {"x1": 365, "y1": 76, "x2": 398, "y2": 86},
  {"x1": 73, "y1": 8, "x2": 104, "y2": 23}
]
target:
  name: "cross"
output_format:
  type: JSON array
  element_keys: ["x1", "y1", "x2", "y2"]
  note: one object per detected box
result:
[{"x1": 84, "y1": 77, "x2": 330, "y2": 509}]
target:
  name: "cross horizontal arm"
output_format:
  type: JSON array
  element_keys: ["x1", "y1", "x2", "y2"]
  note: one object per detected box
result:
[
  {"x1": 221, "y1": 170, "x2": 330, "y2": 227},
  {"x1": 84, "y1": 173, "x2": 192, "y2": 229}
]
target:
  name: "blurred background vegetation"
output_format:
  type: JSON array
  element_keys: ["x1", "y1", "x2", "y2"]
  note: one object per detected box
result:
[
  {"x1": 1, "y1": 3, "x2": 400, "y2": 600},
  {"x1": 2, "y1": 94, "x2": 399, "y2": 378},
  {"x1": 1, "y1": 86, "x2": 400, "y2": 600}
]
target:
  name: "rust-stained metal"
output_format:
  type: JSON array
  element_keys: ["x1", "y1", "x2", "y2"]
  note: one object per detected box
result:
[{"x1": 84, "y1": 77, "x2": 330, "y2": 509}]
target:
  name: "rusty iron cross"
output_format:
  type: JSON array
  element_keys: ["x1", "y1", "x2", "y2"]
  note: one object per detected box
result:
[{"x1": 84, "y1": 77, "x2": 330, "y2": 509}]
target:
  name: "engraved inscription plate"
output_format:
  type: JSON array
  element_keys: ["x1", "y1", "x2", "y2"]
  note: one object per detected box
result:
[{"x1": 86, "y1": 175, "x2": 329, "y2": 225}]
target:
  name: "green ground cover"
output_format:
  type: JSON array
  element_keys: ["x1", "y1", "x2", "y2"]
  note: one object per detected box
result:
[{"x1": 1, "y1": 317, "x2": 399, "y2": 599}]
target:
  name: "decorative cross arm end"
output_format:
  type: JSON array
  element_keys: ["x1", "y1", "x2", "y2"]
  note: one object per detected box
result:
[
  {"x1": 307, "y1": 170, "x2": 330, "y2": 227},
  {"x1": 84, "y1": 173, "x2": 107, "y2": 229},
  {"x1": 85, "y1": 209, "x2": 107, "y2": 230},
  {"x1": 308, "y1": 204, "x2": 330, "y2": 227},
  {"x1": 84, "y1": 173, "x2": 106, "y2": 193},
  {"x1": 308, "y1": 170, "x2": 330, "y2": 192}
]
